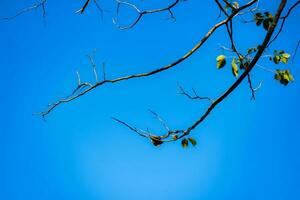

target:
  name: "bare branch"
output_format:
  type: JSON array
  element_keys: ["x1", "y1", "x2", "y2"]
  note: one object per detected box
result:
[
  {"x1": 113, "y1": 0, "x2": 286, "y2": 145},
  {"x1": 148, "y1": 110, "x2": 170, "y2": 132},
  {"x1": 1, "y1": 0, "x2": 47, "y2": 21},
  {"x1": 292, "y1": 40, "x2": 300, "y2": 64},
  {"x1": 178, "y1": 85, "x2": 214, "y2": 103},
  {"x1": 37, "y1": 0, "x2": 258, "y2": 118},
  {"x1": 112, "y1": 0, "x2": 181, "y2": 29},
  {"x1": 184, "y1": 0, "x2": 286, "y2": 135},
  {"x1": 268, "y1": 0, "x2": 300, "y2": 46},
  {"x1": 247, "y1": 74, "x2": 256, "y2": 100}
]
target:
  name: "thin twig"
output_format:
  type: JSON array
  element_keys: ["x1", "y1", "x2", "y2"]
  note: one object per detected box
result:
[
  {"x1": 113, "y1": 0, "x2": 181, "y2": 29},
  {"x1": 1, "y1": 0, "x2": 47, "y2": 21},
  {"x1": 37, "y1": 1, "x2": 258, "y2": 118}
]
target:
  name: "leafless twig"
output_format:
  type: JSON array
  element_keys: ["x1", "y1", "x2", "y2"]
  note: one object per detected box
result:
[
  {"x1": 112, "y1": 0, "x2": 286, "y2": 145},
  {"x1": 37, "y1": 1, "x2": 258, "y2": 118},
  {"x1": 178, "y1": 85, "x2": 214, "y2": 103},
  {"x1": 1, "y1": 0, "x2": 47, "y2": 21},
  {"x1": 75, "y1": 0, "x2": 104, "y2": 18},
  {"x1": 268, "y1": 0, "x2": 300, "y2": 47},
  {"x1": 112, "y1": 0, "x2": 181, "y2": 29}
]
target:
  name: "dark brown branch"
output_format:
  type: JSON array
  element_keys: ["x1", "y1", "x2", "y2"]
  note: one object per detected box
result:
[
  {"x1": 185, "y1": 0, "x2": 286, "y2": 135},
  {"x1": 115, "y1": 0, "x2": 286, "y2": 144},
  {"x1": 215, "y1": 0, "x2": 229, "y2": 17},
  {"x1": 75, "y1": 0, "x2": 91, "y2": 14},
  {"x1": 268, "y1": 0, "x2": 300, "y2": 46},
  {"x1": 224, "y1": 10, "x2": 261, "y2": 100},
  {"x1": 148, "y1": 110, "x2": 170, "y2": 132},
  {"x1": 112, "y1": 117, "x2": 149, "y2": 138},
  {"x1": 178, "y1": 86, "x2": 214, "y2": 103},
  {"x1": 37, "y1": 0, "x2": 258, "y2": 118},
  {"x1": 75, "y1": 0, "x2": 104, "y2": 17},
  {"x1": 292, "y1": 40, "x2": 300, "y2": 63}
]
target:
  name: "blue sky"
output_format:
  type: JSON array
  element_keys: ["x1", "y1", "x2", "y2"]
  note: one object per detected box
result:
[{"x1": 1, "y1": 0, "x2": 300, "y2": 199}]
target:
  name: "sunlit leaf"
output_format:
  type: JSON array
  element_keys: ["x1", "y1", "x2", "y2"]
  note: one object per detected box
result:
[
  {"x1": 231, "y1": 58, "x2": 239, "y2": 77},
  {"x1": 188, "y1": 138, "x2": 197, "y2": 146},
  {"x1": 247, "y1": 47, "x2": 257, "y2": 54},
  {"x1": 281, "y1": 53, "x2": 290, "y2": 64},
  {"x1": 172, "y1": 135, "x2": 178, "y2": 140},
  {"x1": 273, "y1": 55, "x2": 281, "y2": 64},
  {"x1": 263, "y1": 19, "x2": 271, "y2": 30},
  {"x1": 274, "y1": 69, "x2": 294, "y2": 86},
  {"x1": 216, "y1": 55, "x2": 226, "y2": 69},
  {"x1": 181, "y1": 138, "x2": 189, "y2": 148}
]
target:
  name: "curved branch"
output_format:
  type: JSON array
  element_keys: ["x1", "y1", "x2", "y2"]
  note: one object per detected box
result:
[
  {"x1": 184, "y1": 0, "x2": 286, "y2": 135},
  {"x1": 75, "y1": 0, "x2": 104, "y2": 17},
  {"x1": 37, "y1": 0, "x2": 258, "y2": 118},
  {"x1": 113, "y1": 0, "x2": 181, "y2": 29},
  {"x1": 268, "y1": 0, "x2": 300, "y2": 46},
  {"x1": 116, "y1": 0, "x2": 286, "y2": 144},
  {"x1": 1, "y1": 0, "x2": 47, "y2": 21}
]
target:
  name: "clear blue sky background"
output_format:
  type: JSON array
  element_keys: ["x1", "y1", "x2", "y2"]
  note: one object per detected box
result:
[{"x1": 1, "y1": 0, "x2": 300, "y2": 199}]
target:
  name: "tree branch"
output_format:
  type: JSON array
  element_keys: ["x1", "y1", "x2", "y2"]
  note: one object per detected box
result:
[
  {"x1": 112, "y1": 0, "x2": 181, "y2": 29},
  {"x1": 37, "y1": 0, "x2": 258, "y2": 118},
  {"x1": 268, "y1": 0, "x2": 300, "y2": 46},
  {"x1": 115, "y1": 0, "x2": 286, "y2": 145}
]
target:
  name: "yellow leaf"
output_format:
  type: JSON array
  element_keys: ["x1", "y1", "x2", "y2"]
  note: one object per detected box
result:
[
  {"x1": 216, "y1": 55, "x2": 226, "y2": 69},
  {"x1": 231, "y1": 58, "x2": 239, "y2": 77}
]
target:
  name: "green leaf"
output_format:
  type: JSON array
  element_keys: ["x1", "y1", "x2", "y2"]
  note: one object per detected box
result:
[
  {"x1": 263, "y1": 12, "x2": 274, "y2": 31},
  {"x1": 281, "y1": 53, "x2": 290, "y2": 64},
  {"x1": 247, "y1": 47, "x2": 257, "y2": 54},
  {"x1": 274, "y1": 69, "x2": 294, "y2": 86},
  {"x1": 272, "y1": 51, "x2": 291, "y2": 64},
  {"x1": 188, "y1": 138, "x2": 197, "y2": 146},
  {"x1": 254, "y1": 12, "x2": 264, "y2": 26},
  {"x1": 225, "y1": 4, "x2": 230, "y2": 11},
  {"x1": 273, "y1": 55, "x2": 281, "y2": 64},
  {"x1": 181, "y1": 138, "x2": 189, "y2": 148},
  {"x1": 216, "y1": 55, "x2": 226, "y2": 69},
  {"x1": 264, "y1": 12, "x2": 273, "y2": 19},
  {"x1": 231, "y1": 58, "x2": 239, "y2": 77},
  {"x1": 254, "y1": 11, "x2": 273, "y2": 30},
  {"x1": 263, "y1": 19, "x2": 271, "y2": 30}
]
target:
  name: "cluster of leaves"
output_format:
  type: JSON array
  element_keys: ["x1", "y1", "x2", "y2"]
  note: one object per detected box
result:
[
  {"x1": 254, "y1": 12, "x2": 274, "y2": 31},
  {"x1": 274, "y1": 69, "x2": 294, "y2": 86},
  {"x1": 270, "y1": 50, "x2": 294, "y2": 85},
  {"x1": 270, "y1": 50, "x2": 293, "y2": 85},
  {"x1": 216, "y1": 55, "x2": 248, "y2": 78},
  {"x1": 216, "y1": 47, "x2": 294, "y2": 86},
  {"x1": 181, "y1": 137, "x2": 197, "y2": 148},
  {"x1": 272, "y1": 50, "x2": 291, "y2": 64}
]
